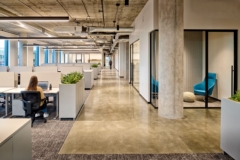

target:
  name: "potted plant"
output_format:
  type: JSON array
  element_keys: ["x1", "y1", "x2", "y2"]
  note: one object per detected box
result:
[
  {"x1": 59, "y1": 72, "x2": 85, "y2": 120},
  {"x1": 91, "y1": 64, "x2": 99, "y2": 80},
  {"x1": 221, "y1": 91, "x2": 240, "y2": 160}
]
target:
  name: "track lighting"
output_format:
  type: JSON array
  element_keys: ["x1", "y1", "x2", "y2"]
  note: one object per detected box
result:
[
  {"x1": 125, "y1": 0, "x2": 129, "y2": 6},
  {"x1": 0, "y1": 16, "x2": 69, "y2": 22}
]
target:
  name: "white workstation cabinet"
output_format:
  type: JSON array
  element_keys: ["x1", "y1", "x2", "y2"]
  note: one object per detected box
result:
[{"x1": 0, "y1": 119, "x2": 32, "y2": 160}]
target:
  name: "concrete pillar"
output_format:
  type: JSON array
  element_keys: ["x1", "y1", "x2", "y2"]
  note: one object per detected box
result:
[
  {"x1": 39, "y1": 47, "x2": 44, "y2": 66},
  {"x1": 27, "y1": 45, "x2": 33, "y2": 66},
  {"x1": 61, "y1": 52, "x2": 64, "y2": 63},
  {"x1": 56, "y1": 51, "x2": 59, "y2": 63},
  {"x1": 8, "y1": 40, "x2": 18, "y2": 66},
  {"x1": 119, "y1": 42, "x2": 127, "y2": 78},
  {"x1": 48, "y1": 49, "x2": 52, "y2": 63},
  {"x1": 158, "y1": 0, "x2": 184, "y2": 119},
  {"x1": 69, "y1": 54, "x2": 72, "y2": 63},
  {"x1": 18, "y1": 41, "x2": 27, "y2": 66},
  {"x1": 19, "y1": 33, "x2": 27, "y2": 66}
]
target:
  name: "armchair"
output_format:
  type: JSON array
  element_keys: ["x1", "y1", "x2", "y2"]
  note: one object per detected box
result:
[
  {"x1": 193, "y1": 72, "x2": 216, "y2": 96},
  {"x1": 21, "y1": 91, "x2": 47, "y2": 127}
]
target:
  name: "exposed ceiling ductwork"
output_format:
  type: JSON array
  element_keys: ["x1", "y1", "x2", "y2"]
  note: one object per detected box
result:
[
  {"x1": 110, "y1": 33, "x2": 131, "y2": 53},
  {"x1": 89, "y1": 27, "x2": 134, "y2": 33}
]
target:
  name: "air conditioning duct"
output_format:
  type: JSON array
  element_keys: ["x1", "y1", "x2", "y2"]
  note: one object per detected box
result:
[
  {"x1": 89, "y1": 27, "x2": 134, "y2": 33},
  {"x1": 54, "y1": 26, "x2": 88, "y2": 33}
]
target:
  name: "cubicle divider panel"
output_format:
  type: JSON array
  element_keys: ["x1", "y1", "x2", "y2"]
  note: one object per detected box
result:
[
  {"x1": 20, "y1": 72, "x2": 62, "y2": 88},
  {"x1": 40, "y1": 63, "x2": 57, "y2": 66},
  {"x1": 34, "y1": 66, "x2": 58, "y2": 72},
  {"x1": 9, "y1": 67, "x2": 33, "y2": 87},
  {"x1": 57, "y1": 64, "x2": 74, "y2": 71},
  {"x1": 74, "y1": 64, "x2": 91, "y2": 70},
  {"x1": 0, "y1": 66, "x2": 8, "y2": 72},
  {"x1": 59, "y1": 66, "x2": 83, "y2": 74},
  {"x1": 9, "y1": 66, "x2": 33, "y2": 73},
  {"x1": 0, "y1": 72, "x2": 15, "y2": 87}
]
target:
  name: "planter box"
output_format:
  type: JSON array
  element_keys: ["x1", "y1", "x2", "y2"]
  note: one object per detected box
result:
[
  {"x1": 221, "y1": 98, "x2": 240, "y2": 160},
  {"x1": 92, "y1": 68, "x2": 98, "y2": 80},
  {"x1": 59, "y1": 77, "x2": 85, "y2": 119},
  {"x1": 98, "y1": 65, "x2": 101, "y2": 74},
  {"x1": 83, "y1": 70, "x2": 94, "y2": 89}
]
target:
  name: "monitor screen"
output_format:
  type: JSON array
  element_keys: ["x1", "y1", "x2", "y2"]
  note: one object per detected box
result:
[{"x1": 38, "y1": 81, "x2": 48, "y2": 90}]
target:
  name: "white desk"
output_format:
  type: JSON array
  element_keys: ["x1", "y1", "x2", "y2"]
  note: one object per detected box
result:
[
  {"x1": 0, "y1": 87, "x2": 15, "y2": 117},
  {"x1": 4, "y1": 88, "x2": 59, "y2": 119},
  {"x1": 0, "y1": 119, "x2": 32, "y2": 160}
]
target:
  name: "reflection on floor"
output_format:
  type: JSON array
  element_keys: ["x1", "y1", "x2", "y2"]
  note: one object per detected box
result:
[
  {"x1": 184, "y1": 95, "x2": 221, "y2": 108},
  {"x1": 60, "y1": 68, "x2": 223, "y2": 154}
]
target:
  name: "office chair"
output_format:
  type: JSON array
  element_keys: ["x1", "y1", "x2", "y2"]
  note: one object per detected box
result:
[{"x1": 21, "y1": 91, "x2": 47, "y2": 127}]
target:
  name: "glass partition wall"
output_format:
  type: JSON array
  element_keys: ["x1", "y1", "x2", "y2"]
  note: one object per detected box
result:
[
  {"x1": 150, "y1": 31, "x2": 159, "y2": 108},
  {"x1": 130, "y1": 40, "x2": 140, "y2": 91},
  {"x1": 183, "y1": 30, "x2": 237, "y2": 108}
]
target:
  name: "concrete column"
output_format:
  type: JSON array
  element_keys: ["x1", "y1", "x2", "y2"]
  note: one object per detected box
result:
[
  {"x1": 27, "y1": 45, "x2": 33, "y2": 66},
  {"x1": 82, "y1": 54, "x2": 84, "y2": 63},
  {"x1": 39, "y1": 46, "x2": 44, "y2": 66},
  {"x1": 18, "y1": 41, "x2": 27, "y2": 66},
  {"x1": 8, "y1": 40, "x2": 18, "y2": 66},
  {"x1": 48, "y1": 49, "x2": 52, "y2": 63},
  {"x1": 61, "y1": 52, "x2": 64, "y2": 63},
  {"x1": 19, "y1": 33, "x2": 27, "y2": 66},
  {"x1": 68, "y1": 54, "x2": 72, "y2": 63},
  {"x1": 158, "y1": 0, "x2": 184, "y2": 119},
  {"x1": 56, "y1": 51, "x2": 59, "y2": 63},
  {"x1": 119, "y1": 42, "x2": 127, "y2": 78}
]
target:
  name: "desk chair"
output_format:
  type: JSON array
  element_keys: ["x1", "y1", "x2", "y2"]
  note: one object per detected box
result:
[{"x1": 21, "y1": 91, "x2": 47, "y2": 127}]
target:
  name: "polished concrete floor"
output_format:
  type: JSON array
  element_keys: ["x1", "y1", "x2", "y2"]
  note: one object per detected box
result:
[
  {"x1": 184, "y1": 95, "x2": 221, "y2": 108},
  {"x1": 60, "y1": 68, "x2": 222, "y2": 154}
]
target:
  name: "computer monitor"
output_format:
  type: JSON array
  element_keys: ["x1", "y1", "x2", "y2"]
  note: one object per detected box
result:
[{"x1": 38, "y1": 81, "x2": 49, "y2": 91}]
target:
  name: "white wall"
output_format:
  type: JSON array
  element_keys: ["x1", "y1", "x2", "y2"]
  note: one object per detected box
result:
[
  {"x1": 119, "y1": 42, "x2": 127, "y2": 78},
  {"x1": 114, "y1": 50, "x2": 119, "y2": 71},
  {"x1": 184, "y1": 31, "x2": 203, "y2": 92},
  {"x1": 208, "y1": 32, "x2": 234, "y2": 99},
  {"x1": 129, "y1": 0, "x2": 158, "y2": 101},
  {"x1": 184, "y1": 0, "x2": 240, "y2": 88}
]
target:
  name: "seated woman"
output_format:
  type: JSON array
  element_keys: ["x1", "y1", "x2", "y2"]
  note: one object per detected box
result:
[{"x1": 26, "y1": 76, "x2": 49, "y2": 118}]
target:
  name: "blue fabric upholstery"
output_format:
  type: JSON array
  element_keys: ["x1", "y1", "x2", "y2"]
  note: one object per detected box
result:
[
  {"x1": 151, "y1": 77, "x2": 159, "y2": 93},
  {"x1": 193, "y1": 72, "x2": 216, "y2": 96}
]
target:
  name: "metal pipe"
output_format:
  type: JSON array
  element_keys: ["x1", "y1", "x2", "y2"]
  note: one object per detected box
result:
[{"x1": 101, "y1": 0, "x2": 105, "y2": 27}]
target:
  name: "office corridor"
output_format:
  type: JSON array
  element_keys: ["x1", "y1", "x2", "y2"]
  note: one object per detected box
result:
[{"x1": 59, "y1": 68, "x2": 224, "y2": 155}]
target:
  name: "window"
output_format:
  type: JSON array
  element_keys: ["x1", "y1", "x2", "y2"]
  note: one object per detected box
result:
[{"x1": 0, "y1": 40, "x2": 7, "y2": 66}]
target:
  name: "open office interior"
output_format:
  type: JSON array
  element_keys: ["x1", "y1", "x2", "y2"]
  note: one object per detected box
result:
[{"x1": 0, "y1": 0, "x2": 239, "y2": 160}]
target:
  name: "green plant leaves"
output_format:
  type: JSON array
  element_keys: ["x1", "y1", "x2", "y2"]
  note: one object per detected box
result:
[
  {"x1": 61, "y1": 72, "x2": 83, "y2": 84},
  {"x1": 91, "y1": 64, "x2": 98, "y2": 68},
  {"x1": 230, "y1": 90, "x2": 240, "y2": 102}
]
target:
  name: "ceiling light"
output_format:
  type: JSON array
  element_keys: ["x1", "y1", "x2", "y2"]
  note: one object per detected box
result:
[{"x1": 0, "y1": 16, "x2": 69, "y2": 22}]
